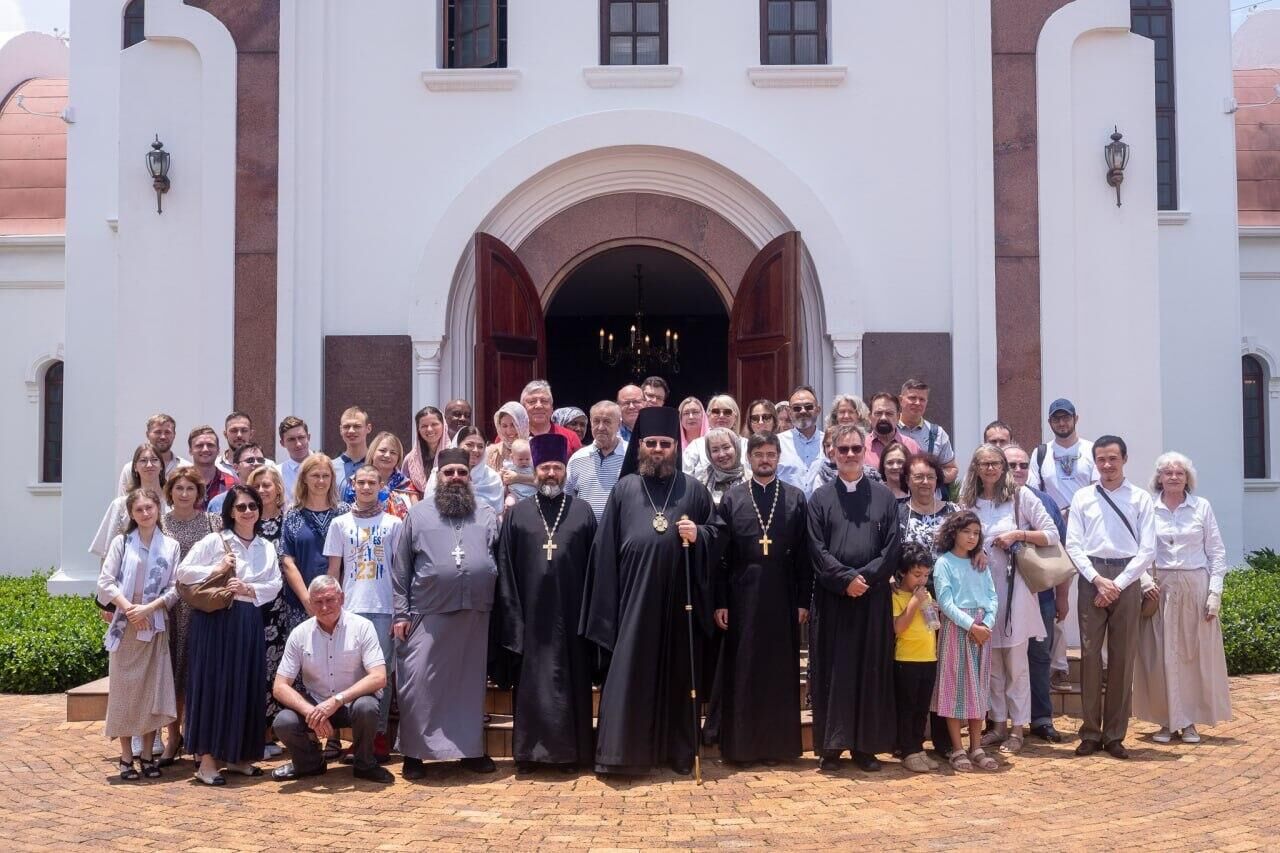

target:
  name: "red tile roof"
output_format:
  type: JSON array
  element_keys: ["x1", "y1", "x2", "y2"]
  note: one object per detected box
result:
[
  {"x1": 1236, "y1": 68, "x2": 1280, "y2": 226},
  {"x1": 0, "y1": 77, "x2": 67, "y2": 235}
]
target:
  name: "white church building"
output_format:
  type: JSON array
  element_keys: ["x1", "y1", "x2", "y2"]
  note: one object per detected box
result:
[{"x1": 0, "y1": 0, "x2": 1272, "y2": 591}]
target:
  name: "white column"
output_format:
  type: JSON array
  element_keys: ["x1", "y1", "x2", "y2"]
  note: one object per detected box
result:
[
  {"x1": 831, "y1": 335, "x2": 862, "y2": 398},
  {"x1": 414, "y1": 339, "x2": 443, "y2": 411}
]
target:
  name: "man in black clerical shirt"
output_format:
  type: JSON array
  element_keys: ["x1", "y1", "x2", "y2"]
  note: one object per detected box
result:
[
  {"x1": 580, "y1": 406, "x2": 722, "y2": 776},
  {"x1": 714, "y1": 431, "x2": 813, "y2": 765},
  {"x1": 496, "y1": 433, "x2": 597, "y2": 774}
]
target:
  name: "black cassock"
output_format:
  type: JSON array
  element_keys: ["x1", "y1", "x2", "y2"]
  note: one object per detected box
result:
[
  {"x1": 715, "y1": 479, "x2": 813, "y2": 763},
  {"x1": 579, "y1": 471, "x2": 720, "y2": 774},
  {"x1": 496, "y1": 493, "x2": 598, "y2": 766},
  {"x1": 807, "y1": 475, "x2": 901, "y2": 757}
]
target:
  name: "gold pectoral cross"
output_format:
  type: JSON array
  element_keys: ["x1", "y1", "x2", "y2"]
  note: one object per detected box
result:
[
  {"x1": 542, "y1": 538, "x2": 557, "y2": 561},
  {"x1": 759, "y1": 534, "x2": 772, "y2": 556}
]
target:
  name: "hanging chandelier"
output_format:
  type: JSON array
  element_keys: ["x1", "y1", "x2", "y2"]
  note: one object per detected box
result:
[{"x1": 598, "y1": 264, "x2": 680, "y2": 377}]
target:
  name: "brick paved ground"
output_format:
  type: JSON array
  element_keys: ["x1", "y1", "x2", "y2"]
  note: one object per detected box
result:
[{"x1": 3, "y1": 676, "x2": 1279, "y2": 852}]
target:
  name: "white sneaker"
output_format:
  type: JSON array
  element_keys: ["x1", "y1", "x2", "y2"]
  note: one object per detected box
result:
[
  {"x1": 1179, "y1": 726, "x2": 1201, "y2": 744},
  {"x1": 1152, "y1": 727, "x2": 1173, "y2": 744},
  {"x1": 263, "y1": 742, "x2": 284, "y2": 759}
]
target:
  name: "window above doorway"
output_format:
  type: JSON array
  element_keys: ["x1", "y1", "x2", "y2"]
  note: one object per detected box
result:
[
  {"x1": 601, "y1": 1, "x2": 668, "y2": 66},
  {"x1": 760, "y1": 0, "x2": 828, "y2": 65}
]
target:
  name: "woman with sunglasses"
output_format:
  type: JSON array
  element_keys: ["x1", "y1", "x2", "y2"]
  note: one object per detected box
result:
[
  {"x1": 743, "y1": 398, "x2": 777, "y2": 437},
  {"x1": 178, "y1": 484, "x2": 282, "y2": 785},
  {"x1": 683, "y1": 394, "x2": 747, "y2": 482}
]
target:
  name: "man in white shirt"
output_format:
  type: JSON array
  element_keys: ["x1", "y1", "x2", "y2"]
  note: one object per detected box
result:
[
  {"x1": 1065, "y1": 435, "x2": 1156, "y2": 760},
  {"x1": 271, "y1": 574, "x2": 391, "y2": 783},
  {"x1": 116, "y1": 413, "x2": 189, "y2": 495},
  {"x1": 1033, "y1": 398, "x2": 1099, "y2": 514},
  {"x1": 897, "y1": 379, "x2": 958, "y2": 489},
  {"x1": 777, "y1": 385, "x2": 824, "y2": 490},
  {"x1": 566, "y1": 400, "x2": 628, "y2": 521},
  {"x1": 277, "y1": 415, "x2": 312, "y2": 499}
]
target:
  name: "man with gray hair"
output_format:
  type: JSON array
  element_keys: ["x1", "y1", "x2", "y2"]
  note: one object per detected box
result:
[
  {"x1": 271, "y1": 575, "x2": 391, "y2": 783},
  {"x1": 566, "y1": 400, "x2": 628, "y2": 521},
  {"x1": 522, "y1": 379, "x2": 582, "y2": 454}
]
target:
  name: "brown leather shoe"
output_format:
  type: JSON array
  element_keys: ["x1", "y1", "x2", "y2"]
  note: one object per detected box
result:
[
  {"x1": 1103, "y1": 740, "x2": 1129, "y2": 759},
  {"x1": 1074, "y1": 739, "x2": 1101, "y2": 757}
]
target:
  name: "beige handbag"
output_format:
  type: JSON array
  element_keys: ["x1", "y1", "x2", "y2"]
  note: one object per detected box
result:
[{"x1": 1011, "y1": 488, "x2": 1077, "y2": 594}]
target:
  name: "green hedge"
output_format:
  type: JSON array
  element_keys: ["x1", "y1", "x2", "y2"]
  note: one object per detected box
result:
[
  {"x1": 1221, "y1": 549, "x2": 1280, "y2": 677},
  {"x1": 0, "y1": 572, "x2": 107, "y2": 694}
]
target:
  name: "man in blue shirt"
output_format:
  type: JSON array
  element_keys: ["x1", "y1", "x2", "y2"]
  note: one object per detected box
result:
[{"x1": 776, "y1": 385, "x2": 824, "y2": 490}]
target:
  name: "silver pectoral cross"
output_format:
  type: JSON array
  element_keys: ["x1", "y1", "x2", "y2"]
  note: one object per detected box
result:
[{"x1": 451, "y1": 543, "x2": 465, "y2": 568}]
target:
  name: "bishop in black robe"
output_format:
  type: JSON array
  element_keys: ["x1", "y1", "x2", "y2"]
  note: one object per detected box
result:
[
  {"x1": 579, "y1": 406, "x2": 722, "y2": 775},
  {"x1": 496, "y1": 434, "x2": 598, "y2": 770},
  {"x1": 806, "y1": 428, "x2": 901, "y2": 770},
  {"x1": 715, "y1": 467, "x2": 813, "y2": 764}
]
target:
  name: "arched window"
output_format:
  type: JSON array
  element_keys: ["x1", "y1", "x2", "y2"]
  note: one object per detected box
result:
[
  {"x1": 41, "y1": 361, "x2": 64, "y2": 484},
  {"x1": 1131, "y1": 0, "x2": 1178, "y2": 210},
  {"x1": 123, "y1": 0, "x2": 145, "y2": 50},
  {"x1": 1243, "y1": 355, "x2": 1267, "y2": 479}
]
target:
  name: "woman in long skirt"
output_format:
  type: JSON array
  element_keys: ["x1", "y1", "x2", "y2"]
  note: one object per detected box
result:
[
  {"x1": 97, "y1": 488, "x2": 182, "y2": 780},
  {"x1": 1135, "y1": 453, "x2": 1232, "y2": 743},
  {"x1": 178, "y1": 484, "x2": 282, "y2": 786}
]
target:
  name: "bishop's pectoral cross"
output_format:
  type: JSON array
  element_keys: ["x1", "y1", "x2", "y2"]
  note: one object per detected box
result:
[
  {"x1": 758, "y1": 533, "x2": 773, "y2": 556},
  {"x1": 542, "y1": 538, "x2": 557, "y2": 561},
  {"x1": 451, "y1": 543, "x2": 465, "y2": 568}
]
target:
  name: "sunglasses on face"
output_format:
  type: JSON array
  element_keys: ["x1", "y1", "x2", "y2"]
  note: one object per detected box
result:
[
  {"x1": 749, "y1": 414, "x2": 773, "y2": 422},
  {"x1": 1008, "y1": 462, "x2": 1030, "y2": 470},
  {"x1": 642, "y1": 438, "x2": 675, "y2": 450},
  {"x1": 240, "y1": 457, "x2": 266, "y2": 466},
  {"x1": 233, "y1": 503, "x2": 258, "y2": 513},
  {"x1": 709, "y1": 408, "x2": 734, "y2": 417},
  {"x1": 791, "y1": 403, "x2": 816, "y2": 412},
  {"x1": 440, "y1": 467, "x2": 470, "y2": 479},
  {"x1": 835, "y1": 444, "x2": 864, "y2": 455}
]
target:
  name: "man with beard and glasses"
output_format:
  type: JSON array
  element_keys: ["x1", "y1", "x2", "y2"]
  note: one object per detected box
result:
[
  {"x1": 393, "y1": 448, "x2": 499, "y2": 779},
  {"x1": 495, "y1": 434, "x2": 598, "y2": 774},
  {"x1": 714, "y1": 431, "x2": 812, "y2": 765},
  {"x1": 777, "y1": 385, "x2": 824, "y2": 491},
  {"x1": 580, "y1": 406, "x2": 723, "y2": 776},
  {"x1": 863, "y1": 392, "x2": 921, "y2": 470}
]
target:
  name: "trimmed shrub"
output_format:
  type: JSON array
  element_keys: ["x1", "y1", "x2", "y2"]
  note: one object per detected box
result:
[
  {"x1": 0, "y1": 573, "x2": 107, "y2": 694},
  {"x1": 1221, "y1": 551, "x2": 1280, "y2": 677}
]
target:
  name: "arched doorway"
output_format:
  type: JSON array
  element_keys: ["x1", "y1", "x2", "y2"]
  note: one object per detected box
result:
[{"x1": 545, "y1": 245, "x2": 730, "y2": 407}]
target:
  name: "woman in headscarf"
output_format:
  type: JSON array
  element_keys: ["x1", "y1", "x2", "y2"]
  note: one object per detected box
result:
[
  {"x1": 678, "y1": 396, "x2": 709, "y2": 452},
  {"x1": 403, "y1": 406, "x2": 446, "y2": 494},
  {"x1": 700, "y1": 427, "x2": 749, "y2": 505},
  {"x1": 485, "y1": 400, "x2": 530, "y2": 472},
  {"x1": 551, "y1": 406, "x2": 589, "y2": 445}
]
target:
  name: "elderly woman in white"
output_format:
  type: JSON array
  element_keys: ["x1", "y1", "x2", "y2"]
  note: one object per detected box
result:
[{"x1": 1134, "y1": 452, "x2": 1232, "y2": 744}]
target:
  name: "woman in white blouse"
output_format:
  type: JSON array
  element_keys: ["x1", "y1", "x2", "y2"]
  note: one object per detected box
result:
[
  {"x1": 96, "y1": 488, "x2": 182, "y2": 781},
  {"x1": 1134, "y1": 452, "x2": 1232, "y2": 744},
  {"x1": 958, "y1": 444, "x2": 1060, "y2": 755},
  {"x1": 178, "y1": 484, "x2": 282, "y2": 785},
  {"x1": 683, "y1": 394, "x2": 748, "y2": 482}
]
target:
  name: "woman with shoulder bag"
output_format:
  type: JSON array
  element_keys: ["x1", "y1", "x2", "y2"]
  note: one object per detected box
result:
[
  {"x1": 1134, "y1": 452, "x2": 1232, "y2": 745},
  {"x1": 178, "y1": 484, "x2": 282, "y2": 786},
  {"x1": 97, "y1": 488, "x2": 182, "y2": 781},
  {"x1": 958, "y1": 444, "x2": 1059, "y2": 754}
]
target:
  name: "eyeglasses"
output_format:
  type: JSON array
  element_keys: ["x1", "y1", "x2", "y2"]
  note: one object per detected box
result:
[
  {"x1": 835, "y1": 444, "x2": 865, "y2": 455},
  {"x1": 642, "y1": 438, "x2": 675, "y2": 449},
  {"x1": 791, "y1": 403, "x2": 816, "y2": 412},
  {"x1": 977, "y1": 460, "x2": 1004, "y2": 469},
  {"x1": 1008, "y1": 462, "x2": 1030, "y2": 470},
  {"x1": 440, "y1": 467, "x2": 470, "y2": 479},
  {"x1": 909, "y1": 473, "x2": 937, "y2": 483},
  {"x1": 137, "y1": 458, "x2": 161, "y2": 467},
  {"x1": 232, "y1": 503, "x2": 258, "y2": 513},
  {"x1": 621, "y1": 400, "x2": 644, "y2": 408},
  {"x1": 749, "y1": 414, "x2": 773, "y2": 422},
  {"x1": 240, "y1": 457, "x2": 266, "y2": 465},
  {"x1": 709, "y1": 408, "x2": 734, "y2": 417}
]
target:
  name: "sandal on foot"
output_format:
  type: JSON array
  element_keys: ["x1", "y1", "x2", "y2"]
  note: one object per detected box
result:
[
  {"x1": 158, "y1": 734, "x2": 184, "y2": 767},
  {"x1": 225, "y1": 762, "x2": 263, "y2": 777},
  {"x1": 946, "y1": 749, "x2": 973, "y2": 772},
  {"x1": 139, "y1": 757, "x2": 162, "y2": 779},
  {"x1": 979, "y1": 729, "x2": 1006, "y2": 748},
  {"x1": 118, "y1": 759, "x2": 140, "y2": 781},
  {"x1": 1001, "y1": 734, "x2": 1024, "y2": 754},
  {"x1": 194, "y1": 769, "x2": 225, "y2": 786},
  {"x1": 969, "y1": 748, "x2": 999, "y2": 770}
]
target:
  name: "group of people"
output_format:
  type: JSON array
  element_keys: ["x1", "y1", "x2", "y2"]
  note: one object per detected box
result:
[{"x1": 91, "y1": 375, "x2": 1233, "y2": 785}]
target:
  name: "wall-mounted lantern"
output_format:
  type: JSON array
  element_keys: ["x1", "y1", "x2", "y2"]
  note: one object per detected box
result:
[
  {"x1": 146, "y1": 135, "x2": 171, "y2": 214},
  {"x1": 1104, "y1": 127, "x2": 1129, "y2": 208}
]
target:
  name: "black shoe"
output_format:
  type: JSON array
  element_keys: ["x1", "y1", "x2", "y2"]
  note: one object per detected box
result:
[
  {"x1": 322, "y1": 738, "x2": 343, "y2": 762},
  {"x1": 515, "y1": 761, "x2": 538, "y2": 774},
  {"x1": 817, "y1": 754, "x2": 842, "y2": 773},
  {"x1": 353, "y1": 764, "x2": 395, "y2": 784},
  {"x1": 1074, "y1": 739, "x2": 1101, "y2": 757},
  {"x1": 761, "y1": 759, "x2": 780, "y2": 767},
  {"x1": 459, "y1": 755, "x2": 496, "y2": 774},
  {"x1": 401, "y1": 757, "x2": 427, "y2": 780},
  {"x1": 1030, "y1": 724, "x2": 1064, "y2": 744},
  {"x1": 557, "y1": 763, "x2": 579, "y2": 774},
  {"x1": 852, "y1": 752, "x2": 881, "y2": 772},
  {"x1": 670, "y1": 760, "x2": 693, "y2": 775},
  {"x1": 272, "y1": 762, "x2": 326, "y2": 781},
  {"x1": 1104, "y1": 740, "x2": 1130, "y2": 760}
]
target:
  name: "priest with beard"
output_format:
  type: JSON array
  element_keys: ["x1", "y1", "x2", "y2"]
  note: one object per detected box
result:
[
  {"x1": 393, "y1": 448, "x2": 499, "y2": 779},
  {"x1": 807, "y1": 422, "x2": 901, "y2": 772},
  {"x1": 496, "y1": 433, "x2": 598, "y2": 774},
  {"x1": 580, "y1": 406, "x2": 723, "y2": 776},
  {"x1": 714, "y1": 431, "x2": 813, "y2": 765}
]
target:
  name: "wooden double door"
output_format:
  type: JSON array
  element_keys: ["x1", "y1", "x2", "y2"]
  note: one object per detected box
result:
[{"x1": 474, "y1": 231, "x2": 802, "y2": 422}]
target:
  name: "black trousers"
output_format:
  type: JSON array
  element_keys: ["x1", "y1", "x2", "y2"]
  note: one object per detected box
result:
[{"x1": 894, "y1": 660, "x2": 937, "y2": 756}]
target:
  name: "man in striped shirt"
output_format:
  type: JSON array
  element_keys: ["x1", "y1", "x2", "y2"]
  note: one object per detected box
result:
[{"x1": 566, "y1": 400, "x2": 627, "y2": 521}]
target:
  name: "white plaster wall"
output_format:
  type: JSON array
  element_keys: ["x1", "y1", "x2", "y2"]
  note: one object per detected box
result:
[
  {"x1": 0, "y1": 239, "x2": 64, "y2": 573},
  {"x1": 1240, "y1": 233, "x2": 1280, "y2": 553},
  {"x1": 1156, "y1": 0, "x2": 1245, "y2": 563},
  {"x1": 0, "y1": 31, "x2": 69, "y2": 99}
]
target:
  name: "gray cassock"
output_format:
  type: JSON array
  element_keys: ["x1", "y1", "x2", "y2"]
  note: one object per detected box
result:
[{"x1": 393, "y1": 500, "x2": 498, "y2": 760}]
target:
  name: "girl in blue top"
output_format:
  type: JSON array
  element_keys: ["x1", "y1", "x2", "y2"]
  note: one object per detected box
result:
[{"x1": 930, "y1": 510, "x2": 1000, "y2": 771}]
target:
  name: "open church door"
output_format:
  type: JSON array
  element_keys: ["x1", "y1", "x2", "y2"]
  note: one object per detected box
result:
[
  {"x1": 475, "y1": 233, "x2": 546, "y2": 430},
  {"x1": 728, "y1": 232, "x2": 800, "y2": 404}
]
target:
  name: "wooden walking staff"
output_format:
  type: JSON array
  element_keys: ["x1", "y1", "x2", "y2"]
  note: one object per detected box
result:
[{"x1": 680, "y1": 514, "x2": 703, "y2": 785}]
